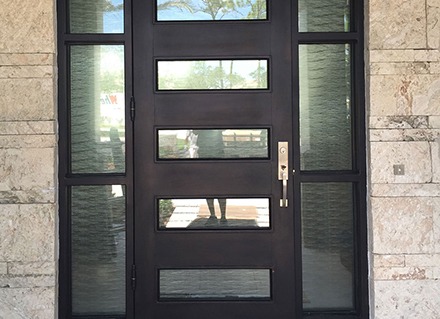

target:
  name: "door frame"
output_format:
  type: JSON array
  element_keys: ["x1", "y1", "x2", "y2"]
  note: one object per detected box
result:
[{"x1": 57, "y1": 1, "x2": 368, "y2": 318}]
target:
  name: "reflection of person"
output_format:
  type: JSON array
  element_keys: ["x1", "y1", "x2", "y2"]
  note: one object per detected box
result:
[
  {"x1": 192, "y1": 129, "x2": 224, "y2": 159},
  {"x1": 206, "y1": 198, "x2": 227, "y2": 226},
  {"x1": 192, "y1": 130, "x2": 227, "y2": 226},
  {"x1": 109, "y1": 127, "x2": 124, "y2": 172}
]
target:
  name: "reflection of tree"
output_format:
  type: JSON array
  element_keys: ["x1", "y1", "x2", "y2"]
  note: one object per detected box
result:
[
  {"x1": 157, "y1": 0, "x2": 194, "y2": 13},
  {"x1": 102, "y1": 0, "x2": 124, "y2": 12},
  {"x1": 250, "y1": 61, "x2": 267, "y2": 88},
  {"x1": 237, "y1": 0, "x2": 266, "y2": 19},
  {"x1": 158, "y1": 0, "x2": 266, "y2": 20},
  {"x1": 100, "y1": 46, "x2": 124, "y2": 93},
  {"x1": 187, "y1": 61, "x2": 245, "y2": 89}
]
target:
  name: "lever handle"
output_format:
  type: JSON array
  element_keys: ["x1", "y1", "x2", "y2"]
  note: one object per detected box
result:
[{"x1": 278, "y1": 142, "x2": 288, "y2": 208}]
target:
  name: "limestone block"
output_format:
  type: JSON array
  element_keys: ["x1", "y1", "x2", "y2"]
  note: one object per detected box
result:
[
  {"x1": 371, "y1": 183, "x2": 440, "y2": 197},
  {"x1": 369, "y1": 116, "x2": 429, "y2": 129},
  {"x1": 405, "y1": 254, "x2": 440, "y2": 267},
  {"x1": 370, "y1": 142, "x2": 432, "y2": 183},
  {"x1": 0, "y1": 66, "x2": 53, "y2": 79},
  {"x1": 370, "y1": 129, "x2": 440, "y2": 142},
  {"x1": 369, "y1": 0, "x2": 426, "y2": 49},
  {"x1": 0, "y1": 135, "x2": 56, "y2": 149},
  {"x1": 0, "y1": 0, "x2": 55, "y2": 53},
  {"x1": 431, "y1": 116, "x2": 440, "y2": 128},
  {"x1": 0, "y1": 204, "x2": 55, "y2": 262},
  {"x1": 0, "y1": 190, "x2": 55, "y2": 205},
  {"x1": 371, "y1": 197, "x2": 436, "y2": 254},
  {"x1": 428, "y1": 0, "x2": 440, "y2": 7},
  {"x1": 0, "y1": 79, "x2": 55, "y2": 121},
  {"x1": 370, "y1": 49, "x2": 440, "y2": 63},
  {"x1": 432, "y1": 139, "x2": 440, "y2": 183},
  {"x1": 435, "y1": 204, "x2": 440, "y2": 253},
  {"x1": 374, "y1": 267, "x2": 431, "y2": 280},
  {"x1": 370, "y1": 62, "x2": 431, "y2": 75},
  {"x1": 373, "y1": 254, "x2": 405, "y2": 268},
  {"x1": 0, "y1": 287, "x2": 54, "y2": 319},
  {"x1": 7, "y1": 262, "x2": 55, "y2": 276},
  {"x1": 0, "y1": 121, "x2": 55, "y2": 135},
  {"x1": 434, "y1": 267, "x2": 440, "y2": 279},
  {"x1": 0, "y1": 263, "x2": 6, "y2": 275},
  {"x1": 0, "y1": 53, "x2": 53, "y2": 66},
  {"x1": 413, "y1": 77, "x2": 440, "y2": 115},
  {"x1": 428, "y1": 6, "x2": 440, "y2": 49},
  {"x1": 0, "y1": 148, "x2": 55, "y2": 192},
  {"x1": 414, "y1": 50, "x2": 440, "y2": 62},
  {"x1": 0, "y1": 275, "x2": 55, "y2": 289},
  {"x1": 430, "y1": 62, "x2": 440, "y2": 74},
  {"x1": 374, "y1": 280, "x2": 440, "y2": 318},
  {"x1": 370, "y1": 74, "x2": 440, "y2": 116}
]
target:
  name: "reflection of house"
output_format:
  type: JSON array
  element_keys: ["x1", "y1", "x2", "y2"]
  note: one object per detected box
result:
[{"x1": 1, "y1": 0, "x2": 440, "y2": 318}]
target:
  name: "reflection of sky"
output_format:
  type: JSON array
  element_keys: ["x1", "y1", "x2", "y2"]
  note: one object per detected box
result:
[
  {"x1": 104, "y1": 0, "x2": 124, "y2": 33},
  {"x1": 157, "y1": 0, "x2": 264, "y2": 21}
]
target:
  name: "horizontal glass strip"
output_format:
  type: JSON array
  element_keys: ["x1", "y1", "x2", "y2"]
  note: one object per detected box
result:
[
  {"x1": 70, "y1": 0, "x2": 124, "y2": 33},
  {"x1": 160, "y1": 269, "x2": 271, "y2": 300},
  {"x1": 158, "y1": 129, "x2": 269, "y2": 159},
  {"x1": 156, "y1": 0, "x2": 267, "y2": 21},
  {"x1": 159, "y1": 198, "x2": 270, "y2": 229},
  {"x1": 299, "y1": 0, "x2": 350, "y2": 32},
  {"x1": 157, "y1": 60, "x2": 268, "y2": 90}
]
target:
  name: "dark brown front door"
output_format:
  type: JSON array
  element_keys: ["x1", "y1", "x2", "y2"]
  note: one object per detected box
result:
[{"x1": 134, "y1": 1, "x2": 297, "y2": 318}]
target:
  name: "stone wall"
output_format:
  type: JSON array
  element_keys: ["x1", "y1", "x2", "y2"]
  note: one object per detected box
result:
[
  {"x1": 369, "y1": 0, "x2": 440, "y2": 317},
  {"x1": 0, "y1": 0, "x2": 57, "y2": 318}
]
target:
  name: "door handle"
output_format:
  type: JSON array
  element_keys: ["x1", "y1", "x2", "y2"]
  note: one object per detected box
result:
[{"x1": 278, "y1": 142, "x2": 288, "y2": 207}]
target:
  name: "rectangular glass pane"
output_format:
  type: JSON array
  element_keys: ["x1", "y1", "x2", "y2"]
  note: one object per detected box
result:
[
  {"x1": 70, "y1": 0, "x2": 124, "y2": 33},
  {"x1": 70, "y1": 45, "x2": 125, "y2": 174},
  {"x1": 158, "y1": 129, "x2": 268, "y2": 159},
  {"x1": 160, "y1": 269, "x2": 271, "y2": 300},
  {"x1": 157, "y1": 0, "x2": 267, "y2": 21},
  {"x1": 301, "y1": 183, "x2": 354, "y2": 310},
  {"x1": 157, "y1": 60, "x2": 268, "y2": 90},
  {"x1": 71, "y1": 185, "x2": 126, "y2": 315},
  {"x1": 159, "y1": 198, "x2": 269, "y2": 229},
  {"x1": 299, "y1": 44, "x2": 352, "y2": 170},
  {"x1": 299, "y1": 0, "x2": 350, "y2": 32}
]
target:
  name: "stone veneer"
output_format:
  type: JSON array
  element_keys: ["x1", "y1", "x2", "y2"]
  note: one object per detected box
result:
[
  {"x1": 1, "y1": 0, "x2": 440, "y2": 318},
  {"x1": 369, "y1": 0, "x2": 440, "y2": 317},
  {"x1": 0, "y1": 0, "x2": 57, "y2": 318}
]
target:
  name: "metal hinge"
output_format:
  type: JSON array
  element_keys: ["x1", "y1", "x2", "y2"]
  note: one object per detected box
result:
[
  {"x1": 130, "y1": 96, "x2": 135, "y2": 121},
  {"x1": 131, "y1": 264, "x2": 136, "y2": 291}
]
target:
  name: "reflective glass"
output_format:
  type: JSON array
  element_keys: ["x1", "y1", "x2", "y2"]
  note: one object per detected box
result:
[
  {"x1": 70, "y1": 45, "x2": 125, "y2": 174},
  {"x1": 158, "y1": 129, "x2": 268, "y2": 159},
  {"x1": 71, "y1": 185, "x2": 126, "y2": 315},
  {"x1": 157, "y1": 60, "x2": 268, "y2": 90},
  {"x1": 159, "y1": 198, "x2": 269, "y2": 229},
  {"x1": 301, "y1": 183, "x2": 354, "y2": 310},
  {"x1": 156, "y1": 0, "x2": 267, "y2": 21},
  {"x1": 299, "y1": 0, "x2": 350, "y2": 32},
  {"x1": 160, "y1": 269, "x2": 271, "y2": 300},
  {"x1": 70, "y1": 0, "x2": 124, "y2": 33},
  {"x1": 299, "y1": 44, "x2": 352, "y2": 170}
]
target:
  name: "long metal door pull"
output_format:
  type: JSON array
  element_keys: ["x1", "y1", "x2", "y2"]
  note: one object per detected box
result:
[{"x1": 278, "y1": 142, "x2": 288, "y2": 207}]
